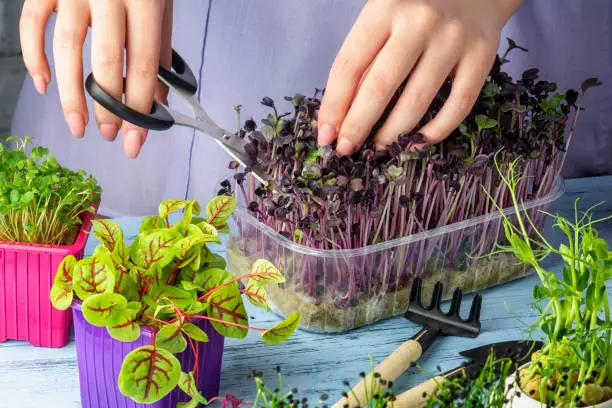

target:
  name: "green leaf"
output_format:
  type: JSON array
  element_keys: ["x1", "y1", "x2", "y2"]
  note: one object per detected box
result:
[
  {"x1": 91, "y1": 219, "x2": 124, "y2": 252},
  {"x1": 576, "y1": 269, "x2": 590, "y2": 291},
  {"x1": 205, "y1": 196, "x2": 236, "y2": 227},
  {"x1": 558, "y1": 243, "x2": 573, "y2": 265},
  {"x1": 54, "y1": 254, "x2": 77, "y2": 287},
  {"x1": 131, "y1": 229, "x2": 180, "y2": 269},
  {"x1": 118, "y1": 346, "x2": 181, "y2": 404},
  {"x1": 150, "y1": 284, "x2": 196, "y2": 310},
  {"x1": 243, "y1": 281, "x2": 268, "y2": 309},
  {"x1": 206, "y1": 282, "x2": 248, "y2": 338},
  {"x1": 158, "y1": 199, "x2": 200, "y2": 221},
  {"x1": 73, "y1": 253, "x2": 116, "y2": 300},
  {"x1": 155, "y1": 321, "x2": 188, "y2": 354},
  {"x1": 195, "y1": 221, "x2": 221, "y2": 243},
  {"x1": 182, "y1": 323, "x2": 209, "y2": 343},
  {"x1": 508, "y1": 234, "x2": 535, "y2": 265},
  {"x1": 50, "y1": 283, "x2": 73, "y2": 310},
  {"x1": 249, "y1": 259, "x2": 285, "y2": 285},
  {"x1": 261, "y1": 312, "x2": 300, "y2": 344},
  {"x1": 140, "y1": 216, "x2": 167, "y2": 233},
  {"x1": 178, "y1": 371, "x2": 208, "y2": 404},
  {"x1": 177, "y1": 399, "x2": 200, "y2": 408},
  {"x1": 475, "y1": 115, "x2": 499, "y2": 131},
  {"x1": 82, "y1": 292, "x2": 127, "y2": 327},
  {"x1": 194, "y1": 268, "x2": 234, "y2": 291},
  {"x1": 107, "y1": 301, "x2": 141, "y2": 342},
  {"x1": 202, "y1": 253, "x2": 226, "y2": 269},
  {"x1": 593, "y1": 238, "x2": 609, "y2": 260}
]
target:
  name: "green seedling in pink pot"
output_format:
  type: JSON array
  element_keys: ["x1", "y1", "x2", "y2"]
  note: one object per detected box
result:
[{"x1": 51, "y1": 195, "x2": 300, "y2": 408}]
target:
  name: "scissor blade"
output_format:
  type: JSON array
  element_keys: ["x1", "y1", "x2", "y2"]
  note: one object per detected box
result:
[{"x1": 213, "y1": 139, "x2": 272, "y2": 185}]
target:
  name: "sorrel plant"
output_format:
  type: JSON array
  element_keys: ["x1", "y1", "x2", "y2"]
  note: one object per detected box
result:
[
  {"x1": 50, "y1": 196, "x2": 300, "y2": 406},
  {"x1": 0, "y1": 136, "x2": 101, "y2": 245}
]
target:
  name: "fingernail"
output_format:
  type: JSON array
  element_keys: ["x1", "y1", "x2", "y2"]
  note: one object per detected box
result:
[
  {"x1": 66, "y1": 112, "x2": 85, "y2": 138},
  {"x1": 336, "y1": 138, "x2": 356, "y2": 156},
  {"x1": 318, "y1": 123, "x2": 337, "y2": 146},
  {"x1": 32, "y1": 75, "x2": 47, "y2": 94},
  {"x1": 99, "y1": 123, "x2": 119, "y2": 141},
  {"x1": 125, "y1": 130, "x2": 143, "y2": 158}
]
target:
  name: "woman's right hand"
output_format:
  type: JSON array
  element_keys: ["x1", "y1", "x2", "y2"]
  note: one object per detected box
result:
[{"x1": 19, "y1": 0, "x2": 173, "y2": 158}]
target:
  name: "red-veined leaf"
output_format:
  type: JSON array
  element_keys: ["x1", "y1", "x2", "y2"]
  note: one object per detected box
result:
[
  {"x1": 243, "y1": 280, "x2": 268, "y2": 309},
  {"x1": 107, "y1": 301, "x2": 141, "y2": 342},
  {"x1": 91, "y1": 219, "x2": 123, "y2": 252},
  {"x1": 194, "y1": 268, "x2": 233, "y2": 292},
  {"x1": 50, "y1": 283, "x2": 73, "y2": 310},
  {"x1": 82, "y1": 292, "x2": 127, "y2": 327},
  {"x1": 261, "y1": 312, "x2": 300, "y2": 344},
  {"x1": 182, "y1": 322, "x2": 209, "y2": 343},
  {"x1": 140, "y1": 215, "x2": 167, "y2": 233},
  {"x1": 195, "y1": 221, "x2": 221, "y2": 243},
  {"x1": 158, "y1": 199, "x2": 200, "y2": 225},
  {"x1": 131, "y1": 229, "x2": 180, "y2": 270},
  {"x1": 54, "y1": 254, "x2": 76, "y2": 287},
  {"x1": 150, "y1": 284, "x2": 196, "y2": 310},
  {"x1": 250, "y1": 259, "x2": 285, "y2": 285},
  {"x1": 73, "y1": 253, "x2": 116, "y2": 300},
  {"x1": 118, "y1": 346, "x2": 181, "y2": 404},
  {"x1": 155, "y1": 321, "x2": 187, "y2": 354},
  {"x1": 207, "y1": 283, "x2": 248, "y2": 338},
  {"x1": 205, "y1": 196, "x2": 236, "y2": 227},
  {"x1": 178, "y1": 371, "x2": 208, "y2": 404}
]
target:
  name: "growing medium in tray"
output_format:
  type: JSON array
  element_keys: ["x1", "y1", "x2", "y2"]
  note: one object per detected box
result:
[{"x1": 223, "y1": 39, "x2": 601, "y2": 332}]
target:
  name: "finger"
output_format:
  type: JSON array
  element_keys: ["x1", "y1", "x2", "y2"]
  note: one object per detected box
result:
[
  {"x1": 52, "y1": 2, "x2": 90, "y2": 138},
  {"x1": 317, "y1": 2, "x2": 391, "y2": 147},
  {"x1": 416, "y1": 42, "x2": 497, "y2": 145},
  {"x1": 123, "y1": 0, "x2": 165, "y2": 158},
  {"x1": 373, "y1": 31, "x2": 464, "y2": 149},
  {"x1": 335, "y1": 29, "x2": 426, "y2": 156},
  {"x1": 155, "y1": 0, "x2": 173, "y2": 106},
  {"x1": 90, "y1": 0, "x2": 126, "y2": 141},
  {"x1": 19, "y1": 0, "x2": 54, "y2": 94}
]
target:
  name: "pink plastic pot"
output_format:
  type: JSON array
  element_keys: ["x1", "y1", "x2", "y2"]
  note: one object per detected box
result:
[
  {"x1": 71, "y1": 302, "x2": 224, "y2": 408},
  {"x1": 0, "y1": 211, "x2": 95, "y2": 348}
]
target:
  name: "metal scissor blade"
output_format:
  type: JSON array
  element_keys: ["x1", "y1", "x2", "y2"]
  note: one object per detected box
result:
[{"x1": 168, "y1": 108, "x2": 271, "y2": 185}]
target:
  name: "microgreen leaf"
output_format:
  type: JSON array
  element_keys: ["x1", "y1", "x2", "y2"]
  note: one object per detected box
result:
[
  {"x1": 261, "y1": 312, "x2": 301, "y2": 344},
  {"x1": 150, "y1": 284, "x2": 196, "y2": 310},
  {"x1": 155, "y1": 321, "x2": 188, "y2": 354},
  {"x1": 118, "y1": 346, "x2": 181, "y2": 404},
  {"x1": 205, "y1": 196, "x2": 236, "y2": 227},
  {"x1": 107, "y1": 301, "x2": 141, "y2": 342},
  {"x1": 131, "y1": 229, "x2": 180, "y2": 270},
  {"x1": 206, "y1": 281, "x2": 248, "y2": 338},
  {"x1": 195, "y1": 221, "x2": 221, "y2": 243},
  {"x1": 82, "y1": 292, "x2": 127, "y2": 327},
  {"x1": 54, "y1": 254, "x2": 76, "y2": 288},
  {"x1": 182, "y1": 323, "x2": 209, "y2": 343},
  {"x1": 475, "y1": 115, "x2": 498, "y2": 131}
]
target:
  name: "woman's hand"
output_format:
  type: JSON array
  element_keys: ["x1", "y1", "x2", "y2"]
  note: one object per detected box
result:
[
  {"x1": 20, "y1": 0, "x2": 173, "y2": 158},
  {"x1": 318, "y1": 0, "x2": 523, "y2": 155}
]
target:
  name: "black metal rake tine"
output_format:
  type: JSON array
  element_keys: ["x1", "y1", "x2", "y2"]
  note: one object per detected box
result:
[
  {"x1": 409, "y1": 277, "x2": 423, "y2": 308},
  {"x1": 468, "y1": 293, "x2": 483, "y2": 322},
  {"x1": 448, "y1": 288, "x2": 463, "y2": 317},
  {"x1": 429, "y1": 281, "x2": 444, "y2": 311}
]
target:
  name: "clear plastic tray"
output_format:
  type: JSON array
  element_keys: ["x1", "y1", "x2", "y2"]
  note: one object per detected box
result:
[{"x1": 227, "y1": 178, "x2": 564, "y2": 333}]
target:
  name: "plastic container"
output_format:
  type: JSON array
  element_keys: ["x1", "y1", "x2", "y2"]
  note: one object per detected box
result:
[
  {"x1": 504, "y1": 363, "x2": 612, "y2": 407},
  {"x1": 0, "y1": 210, "x2": 95, "y2": 347},
  {"x1": 71, "y1": 302, "x2": 224, "y2": 408},
  {"x1": 227, "y1": 179, "x2": 564, "y2": 333}
]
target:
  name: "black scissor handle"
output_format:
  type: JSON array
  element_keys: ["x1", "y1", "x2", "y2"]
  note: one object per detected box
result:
[{"x1": 85, "y1": 49, "x2": 198, "y2": 131}]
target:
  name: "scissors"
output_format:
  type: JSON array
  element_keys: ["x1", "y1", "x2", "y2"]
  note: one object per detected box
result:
[{"x1": 84, "y1": 49, "x2": 270, "y2": 185}]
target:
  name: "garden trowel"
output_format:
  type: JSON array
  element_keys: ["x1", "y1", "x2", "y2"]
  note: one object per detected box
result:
[{"x1": 392, "y1": 339, "x2": 544, "y2": 408}]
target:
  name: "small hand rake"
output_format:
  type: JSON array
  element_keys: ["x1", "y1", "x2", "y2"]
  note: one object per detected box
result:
[{"x1": 333, "y1": 277, "x2": 482, "y2": 408}]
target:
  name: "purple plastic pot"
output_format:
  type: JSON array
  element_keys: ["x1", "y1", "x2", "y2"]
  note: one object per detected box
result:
[{"x1": 71, "y1": 302, "x2": 224, "y2": 408}]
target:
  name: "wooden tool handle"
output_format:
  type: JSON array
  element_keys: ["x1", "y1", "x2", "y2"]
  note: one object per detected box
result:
[
  {"x1": 391, "y1": 376, "x2": 444, "y2": 408},
  {"x1": 332, "y1": 339, "x2": 423, "y2": 408}
]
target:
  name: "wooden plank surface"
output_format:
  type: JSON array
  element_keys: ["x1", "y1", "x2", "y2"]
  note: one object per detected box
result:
[{"x1": 1, "y1": 176, "x2": 611, "y2": 407}]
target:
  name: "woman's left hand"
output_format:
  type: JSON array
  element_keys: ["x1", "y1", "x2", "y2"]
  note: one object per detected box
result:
[{"x1": 317, "y1": 0, "x2": 523, "y2": 155}]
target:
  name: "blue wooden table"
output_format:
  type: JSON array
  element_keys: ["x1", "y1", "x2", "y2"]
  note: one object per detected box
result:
[{"x1": 0, "y1": 176, "x2": 611, "y2": 407}]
